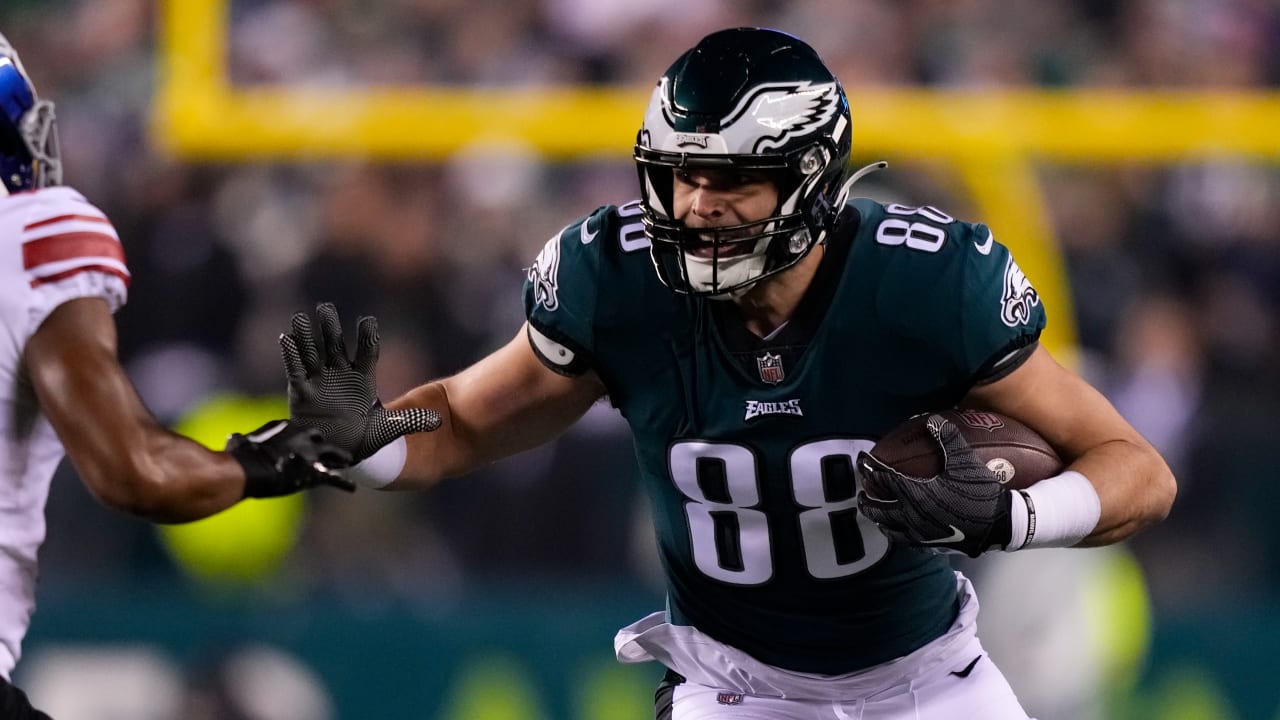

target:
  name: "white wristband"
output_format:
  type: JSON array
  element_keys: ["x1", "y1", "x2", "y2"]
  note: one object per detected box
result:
[
  {"x1": 1004, "y1": 470, "x2": 1101, "y2": 551},
  {"x1": 341, "y1": 436, "x2": 407, "y2": 489}
]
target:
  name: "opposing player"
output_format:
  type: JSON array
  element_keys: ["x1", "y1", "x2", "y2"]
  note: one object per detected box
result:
[
  {"x1": 284, "y1": 28, "x2": 1176, "y2": 718},
  {"x1": 0, "y1": 32, "x2": 352, "y2": 718}
]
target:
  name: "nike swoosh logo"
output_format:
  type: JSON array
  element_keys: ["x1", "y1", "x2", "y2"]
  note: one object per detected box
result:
[
  {"x1": 973, "y1": 231, "x2": 993, "y2": 255},
  {"x1": 950, "y1": 655, "x2": 982, "y2": 679},
  {"x1": 579, "y1": 221, "x2": 598, "y2": 245},
  {"x1": 920, "y1": 525, "x2": 966, "y2": 545}
]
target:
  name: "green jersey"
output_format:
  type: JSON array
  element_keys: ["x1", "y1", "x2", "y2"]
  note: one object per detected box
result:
[{"x1": 523, "y1": 198, "x2": 1046, "y2": 674}]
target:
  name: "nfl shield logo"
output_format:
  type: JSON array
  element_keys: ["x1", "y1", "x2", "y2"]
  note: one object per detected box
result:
[
  {"x1": 757, "y1": 352, "x2": 784, "y2": 385},
  {"x1": 957, "y1": 410, "x2": 1005, "y2": 432},
  {"x1": 716, "y1": 692, "x2": 744, "y2": 706}
]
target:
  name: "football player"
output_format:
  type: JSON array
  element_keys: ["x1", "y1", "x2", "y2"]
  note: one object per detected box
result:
[
  {"x1": 0, "y1": 31, "x2": 353, "y2": 718},
  {"x1": 284, "y1": 28, "x2": 1176, "y2": 719}
]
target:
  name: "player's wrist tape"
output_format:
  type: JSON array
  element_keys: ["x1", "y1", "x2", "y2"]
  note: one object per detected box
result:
[
  {"x1": 341, "y1": 436, "x2": 407, "y2": 489},
  {"x1": 1004, "y1": 470, "x2": 1101, "y2": 551}
]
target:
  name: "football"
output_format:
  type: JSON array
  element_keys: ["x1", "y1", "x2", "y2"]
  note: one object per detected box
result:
[{"x1": 868, "y1": 409, "x2": 1063, "y2": 490}]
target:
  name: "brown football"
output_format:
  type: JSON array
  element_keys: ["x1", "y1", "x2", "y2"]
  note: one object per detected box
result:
[{"x1": 868, "y1": 409, "x2": 1063, "y2": 490}]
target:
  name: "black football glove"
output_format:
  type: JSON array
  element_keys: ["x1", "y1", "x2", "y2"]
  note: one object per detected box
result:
[
  {"x1": 228, "y1": 419, "x2": 355, "y2": 498},
  {"x1": 855, "y1": 414, "x2": 1013, "y2": 558},
  {"x1": 280, "y1": 303, "x2": 441, "y2": 464}
]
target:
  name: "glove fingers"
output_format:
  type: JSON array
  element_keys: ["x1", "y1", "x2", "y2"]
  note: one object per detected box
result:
[
  {"x1": 290, "y1": 312, "x2": 322, "y2": 375},
  {"x1": 315, "y1": 442, "x2": 353, "y2": 469},
  {"x1": 317, "y1": 302, "x2": 351, "y2": 370},
  {"x1": 925, "y1": 415, "x2": 962, "y2": 452},
  {"x1": 856, "y1": 448, "x2": 929, "y2": 484},
  {"x1": 856, "y1": 489, "x2": 898, "y2": 516},
  {"x1": 321, "y1": 472, "x2": 357, "y2": 493},
  {"x1": 287, "y1": 429, "x2": 357, "y2": 492},
  {"x1": 279, "y1": 334, "x2": 310, "y2": 384},
  {"x1": 353, "y1": 315, "x2": 380, "y2": 377},
  {"x1": 855, "y1": 451, "x2": 909, "y2": 497},
  {"x1": 856, "y1": 492, "x2": 913, "y2": 542},
  {"x1": 926, "y1": 415, "x2": 980, "y2": 473}
]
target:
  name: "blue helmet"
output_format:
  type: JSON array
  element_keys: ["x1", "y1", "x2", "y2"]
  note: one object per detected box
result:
[
  {"x1": 0, "y1": 31, "x2": 60, "y2": 195},
  {"x1": 635, "y1": 28, "x2": 856, "y2": 298}
]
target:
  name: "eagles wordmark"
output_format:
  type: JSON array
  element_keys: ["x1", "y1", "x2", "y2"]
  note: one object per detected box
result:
[{"x1": 744, "y1": 399, "x2": 804, "y2": 421}]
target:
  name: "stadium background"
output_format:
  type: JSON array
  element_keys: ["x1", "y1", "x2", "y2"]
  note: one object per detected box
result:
[{"x1": 3, "y1": 0, "x2": 1280, "y2": 717}]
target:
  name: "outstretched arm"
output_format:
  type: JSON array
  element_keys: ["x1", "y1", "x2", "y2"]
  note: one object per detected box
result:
[
  {"x1": 26, "y1": 298, "x2": 349, "y2": 523},
  {"x1": 386, "y1": 324, "x2": 607, "y2": 489}
]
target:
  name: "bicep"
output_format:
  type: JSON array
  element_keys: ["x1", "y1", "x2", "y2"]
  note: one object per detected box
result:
[
  {"x1": 388, "y1": 323, "x2": 607, "y2": 484},
  {"x1": 445, "y1": 323, "x2": 607, "y2": 451},
  {"x1": 962, "y1": 345, "x2": 1140, "y2": 459},
  {"x1": 24, "y1": 298, "x2": 157, "y2": 490},
  {"x1": 963, "y1": 344, "x2": 1176, "y2": 544}
]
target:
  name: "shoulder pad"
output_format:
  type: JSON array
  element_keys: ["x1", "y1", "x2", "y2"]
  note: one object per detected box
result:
[
  {"x1": 524, "y1": 201, "x2": 658, "y2": 373},
  {"x1": 850, "y1": 198, "x2": 1045, "y2": 375},
  {"x1": 5, "y1": 186, "x2": 129, "y2": 289},
  {"x1": 0, "y1": 186, "x2": 130, "y2": 345}
]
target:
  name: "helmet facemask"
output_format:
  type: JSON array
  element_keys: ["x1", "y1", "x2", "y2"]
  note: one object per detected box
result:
[
  {"x1": 0, "y1": 35, "x2": 62, "y2": 196},
  {"x1": 634, "y1": 28, "x2": 853, "y2": 299}
]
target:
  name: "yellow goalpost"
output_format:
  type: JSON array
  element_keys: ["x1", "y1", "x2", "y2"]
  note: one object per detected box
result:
[{"x1": 154, "y1": 0, "x2": 1280, "y2": 358}]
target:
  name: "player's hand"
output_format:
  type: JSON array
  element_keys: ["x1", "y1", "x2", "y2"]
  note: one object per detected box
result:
[
  {"x1": 855, "y1": 414, "x2": 1012, "y2": 558},
  {"x1": 228, "y1": 419, "x2": 355, "y2": 498},
  {"x1": 280, "y1": 302, "x2": 441, "y2": 463}
]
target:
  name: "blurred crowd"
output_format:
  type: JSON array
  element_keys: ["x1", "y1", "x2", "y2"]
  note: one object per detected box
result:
[{"x1": 3, "y1": 0, "x2": 1280, "y2": 625}]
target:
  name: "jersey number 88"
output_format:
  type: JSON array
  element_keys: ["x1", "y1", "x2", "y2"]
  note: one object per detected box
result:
[{"x1": 669, "y1": 439, "x2": 889, "y2": 585}]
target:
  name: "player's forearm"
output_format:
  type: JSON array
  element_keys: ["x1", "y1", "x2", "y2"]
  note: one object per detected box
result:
[
  {"x1": 379, "y1": 381, "x2": 470, "y2": 488},
  {"x1": 77, "y1": 426, "x2": 245, "y2": 522},
  {"x1": 382, "y1": 373, "x2": 597, "y2": 489},
  {"x1": 1068, "y1": 438, "x2": 1176, "y2": 547},
  {"x1": 382, "y1": 379, "x2": 533, "y2": 488},
  {"x1": 382, "y1": 388, "x2": 552, "y2": 488},
  {"x1": 368, "y1": 329, "x2": 606, "y2": 490}
]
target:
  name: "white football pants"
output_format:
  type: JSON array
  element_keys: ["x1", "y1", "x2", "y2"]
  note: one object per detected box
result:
[
  {"x1": 659, "y1": 634, "x2": 1030, "y2": 719},
  {"x1": 620, "y1": 573, "x2": 1033, "y2": 720}
]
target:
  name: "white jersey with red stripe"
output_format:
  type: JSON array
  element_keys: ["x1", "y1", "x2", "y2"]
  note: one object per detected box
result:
[{"x1": 0, "y1": 185, "x2": 129, "y2": 677}]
